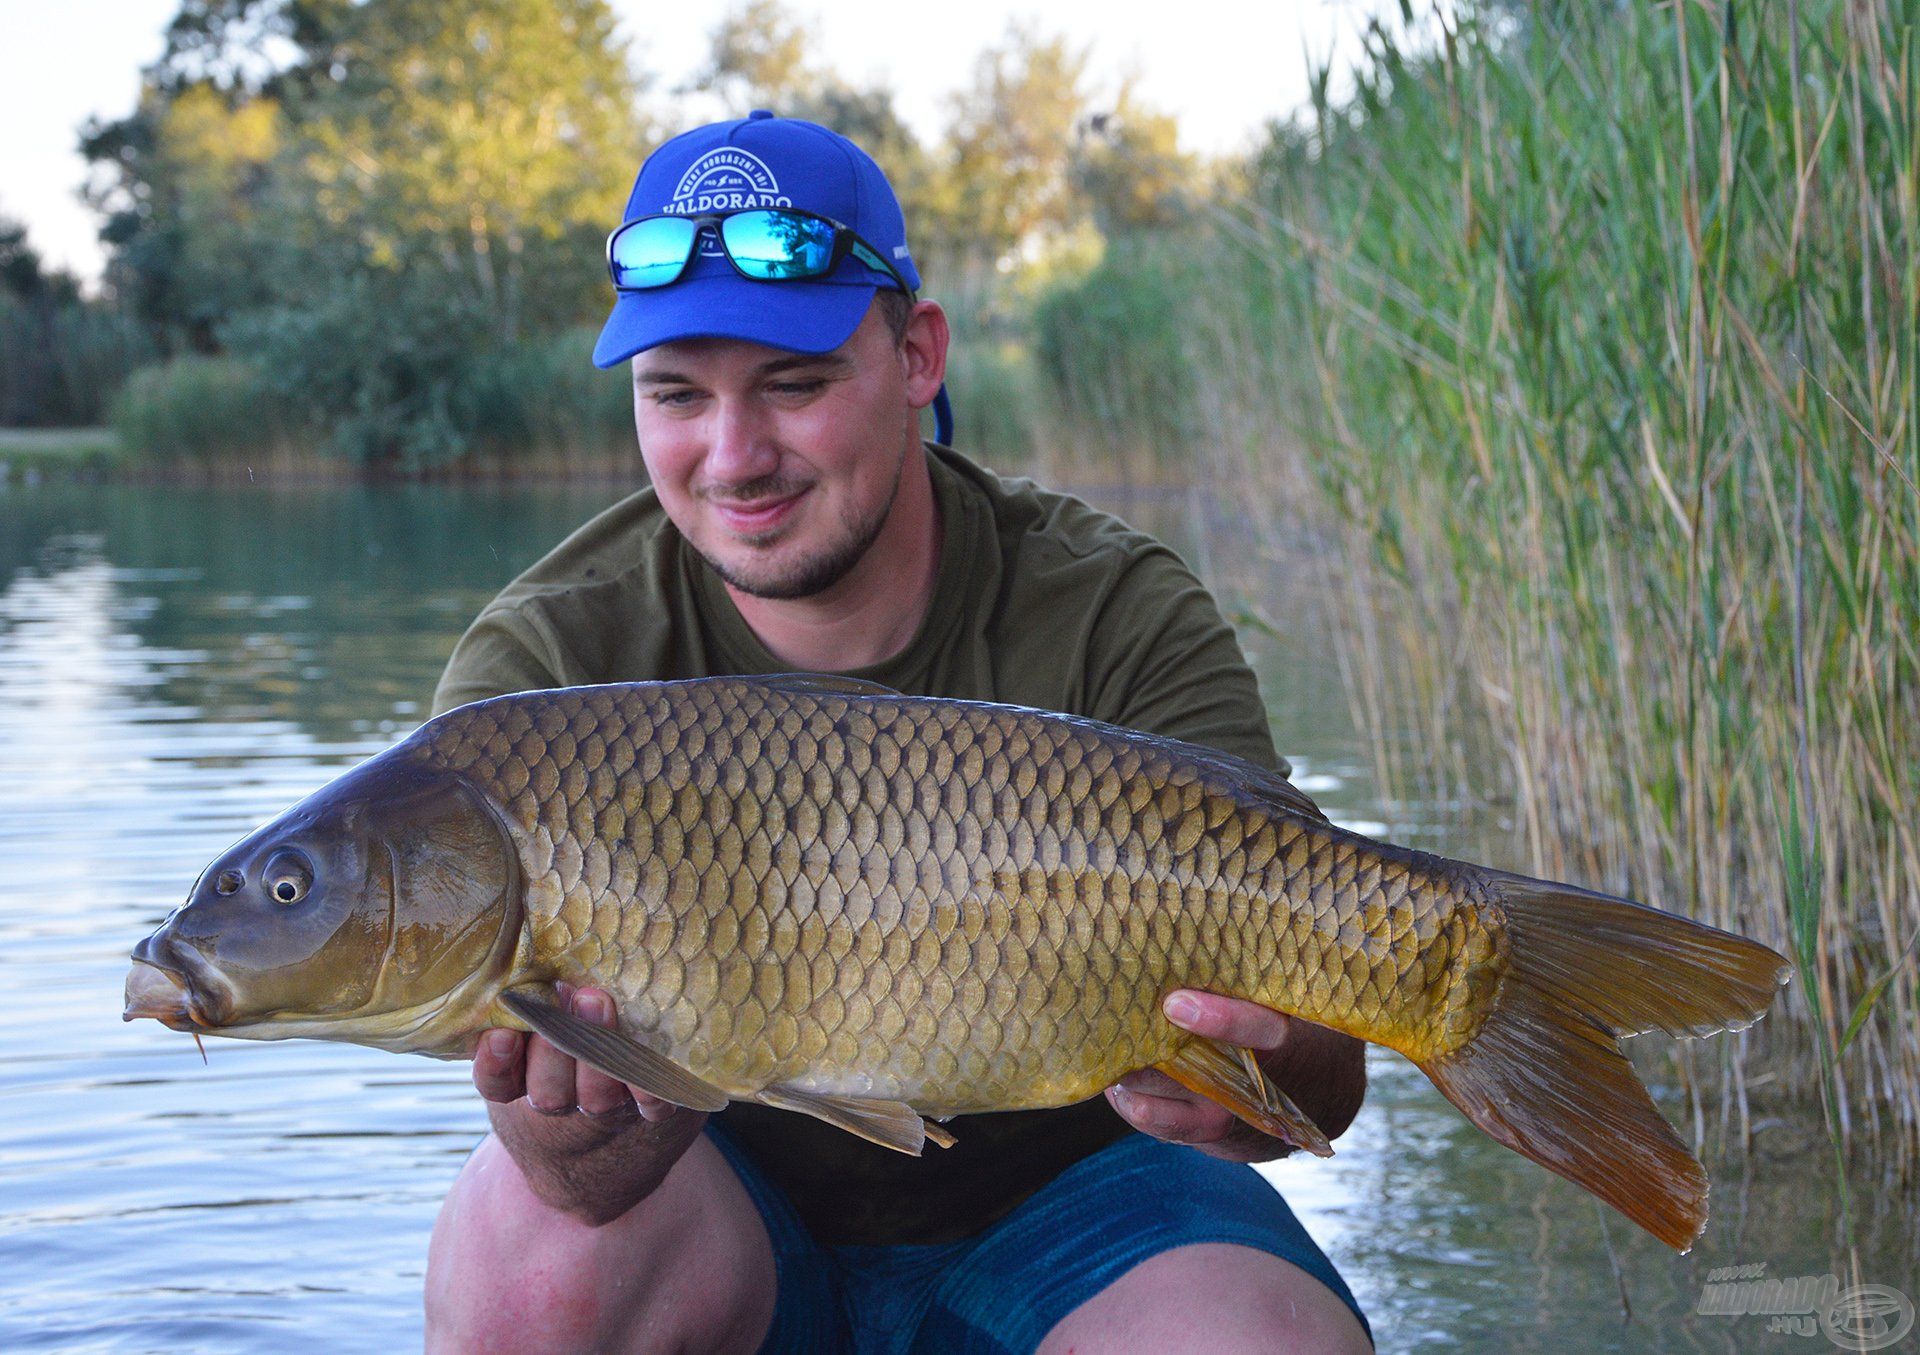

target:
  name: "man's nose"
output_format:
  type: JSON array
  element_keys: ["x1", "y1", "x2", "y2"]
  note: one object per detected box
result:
[{"x1": 705, "y1": 396, "x2": 780, "y2": 486}]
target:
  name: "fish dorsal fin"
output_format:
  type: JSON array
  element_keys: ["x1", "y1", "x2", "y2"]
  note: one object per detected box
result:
[
  {"x1": 754, "y1": 673, "x2": 902, "y2": 699},
  {"x1": 498, "y1": 990, "x2": 730, "y2": 1112},
  {"x1": 1169, "y1": 742, "x2": 1328, "y2": 824},
  {"x1": 754, "y1": 1084, "x2": 957, "y2": 1154},
  {"x1": 751, "y1": 672, "x2": 1324, "y2": 822},
  {"x1": 1156, "y1": 1036, "x2": 1333, "y2": 1157}
]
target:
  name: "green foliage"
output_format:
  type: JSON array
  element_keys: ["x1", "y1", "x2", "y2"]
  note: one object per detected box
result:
[
  {"x1": 1029, "y1": 0, "x2": 1920, "y2": 1157},
  {"x1": 83, "y1": 81, "x2": 285, "y2": 352},
  {"x1": 0, "y1": 213, "x2": 153, "y2": 425},
  {"x1": 941, "y1": 337, "x2": 1041, "y2": 468},
  {"x1": 455, "y1": 327, "x2": 635, "y2": 461},
  {"x1": 695, "y1": 0, "x2": 821, "y2": 108},
  {"x1": 84, "y1": 0, "x2": 646, "y2": 465},
  {"x1": 933, "y1": 25, "x2": 1094, "y2": 264},
  {"x1": 289, "y1": 0, "x2": 646, "y2": 343},
  {"x1": 1032, "y1": 233, "x2": 1207, "y2": 463},
  {"x1": 1071, "y1": 91, "x2": 1198, "y2": 235},
  {"x1": 109, "y1": 354, "x2": 289, "y2": 460},
  {"x1": 698, "y1": 6, "x2": 1196, "y2": 277},
  {"x1": 78, "y1": 0, "x2": 1211, "y2": 467}
]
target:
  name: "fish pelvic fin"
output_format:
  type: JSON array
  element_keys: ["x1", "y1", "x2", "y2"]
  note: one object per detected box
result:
[
  {"x1": 1157, "y1": 1037, "x2": 1334, "y2": 1156},
  {"x1": 1417, "y1": 872, "x2": 1790, "y2": 1252},
  {"x1": 754, "y1": 1085, "x2": 955, "y2": 1154},
  {"x1": 498, "y1": 990, "x2": 730, "y2": 1112}
]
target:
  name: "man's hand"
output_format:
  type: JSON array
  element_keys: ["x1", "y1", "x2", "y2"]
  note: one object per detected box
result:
[
  {"x1": 475, "y1": 983, "x2": 681, "y2": 1121},
  {"x1": 1106, "y1": 990, "x2": 1366, "y2": 1164},
  {"x1": 473, "y1": 984, "x2": 707, "y2": 1226}
]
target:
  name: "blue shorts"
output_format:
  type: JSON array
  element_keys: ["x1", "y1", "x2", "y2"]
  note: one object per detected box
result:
[{"x1": 705, "y1": 1122, "x2": 1370, "y2": 1354}]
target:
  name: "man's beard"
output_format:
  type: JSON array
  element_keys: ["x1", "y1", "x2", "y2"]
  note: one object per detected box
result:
[{"x1": 696, "y1": 454, "x2": 905, "y2": 601}]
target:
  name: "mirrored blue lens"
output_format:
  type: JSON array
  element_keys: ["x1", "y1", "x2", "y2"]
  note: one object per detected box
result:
[
  {"x1": 720, "y1": 210, "x2": 837, "y2": 279},
  {"x1": 610, "y1": 217, "x2": 698, "y2": 289}
]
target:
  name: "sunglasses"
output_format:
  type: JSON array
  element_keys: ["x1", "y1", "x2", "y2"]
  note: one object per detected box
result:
[{"x1": 606, "y1": 208, "x2": 914, "y2": 295}]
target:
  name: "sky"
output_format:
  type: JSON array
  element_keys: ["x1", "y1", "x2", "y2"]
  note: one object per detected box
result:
[{"x1": 0, "y1": 0, "x2": 1400, "y2": 285}]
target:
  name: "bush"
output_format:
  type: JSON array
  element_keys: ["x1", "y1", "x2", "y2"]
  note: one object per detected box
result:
[
  {"x1": 0, "y1": 292, "x2": 153, "y2": 426},
  {"x1": 1010, "y1": 0, "x2": 1920, "y2": 1161},
  {"x1": 1029, "y1": 234, "x2": 1208, "y2": 466},
  {"x1": 457, "y1": 327, "x2": 636, "y2": 463},
  {"x1": 109, "y1": 355, "x2": 290, "y2": 461},
  {"x1": 941, "y1": 336, "x2": 1043, "y2": 468}
]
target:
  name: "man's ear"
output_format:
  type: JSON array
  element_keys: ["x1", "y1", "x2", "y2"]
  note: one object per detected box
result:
[{"x1": 900, "y1": 300, "x2": 950, "y2": 409}]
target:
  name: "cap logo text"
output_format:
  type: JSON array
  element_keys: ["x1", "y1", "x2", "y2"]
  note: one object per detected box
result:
[{"x1": 665, "y1": 149, "x2": 792, "y2": 252}]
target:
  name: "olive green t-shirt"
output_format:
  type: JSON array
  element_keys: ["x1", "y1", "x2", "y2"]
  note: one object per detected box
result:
[{"x1": 434, "y1": 443, "x2": 1285, "y2": 1246}]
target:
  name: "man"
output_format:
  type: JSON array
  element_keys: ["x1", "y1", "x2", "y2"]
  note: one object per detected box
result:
[{"x1": 425, "y1": 111, "x2": 1371, "y2": 1353}]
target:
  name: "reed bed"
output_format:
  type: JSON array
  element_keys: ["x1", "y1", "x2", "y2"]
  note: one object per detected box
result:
[{"x1": 1038, "y1": 0, "x2": 1920, "y2": 1174}]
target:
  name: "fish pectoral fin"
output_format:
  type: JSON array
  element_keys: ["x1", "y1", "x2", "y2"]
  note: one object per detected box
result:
[
  {"x1": 498, "y1": 990, "x2": 729, "y2": 1113},
  {"x1": 1155, "y1": 1038, "x2": 1334, "y2": 1158},
  {"x1": 754, "y1": 1085, "x2": 956, "y2": 1155}
]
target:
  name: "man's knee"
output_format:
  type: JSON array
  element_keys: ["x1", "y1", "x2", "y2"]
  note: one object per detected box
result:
[
  {"x1": 1037, "y1": 1242, "x2": 1370, "y2": 1355},
  {"x1": 425, "y1": 1133, "x2": 775, "y2": 1355}
]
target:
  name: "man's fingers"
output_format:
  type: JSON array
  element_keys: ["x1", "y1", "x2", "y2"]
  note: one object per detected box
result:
[
  {"x1": 523, "y1": 1021, "x2": 583, "y2": 1115},
  {"x1": 472, "y1": 1029, "x2": 527, "y2": 1104},
  {"x1": 1114, "y1": 1067, "x2": 1185, "y2": 1099},
  {"x1": 475, "y1": 983, "x2": 682, "y2": 1123},
  {"x1": 626, "y1": 1090, "x2": 682, "y2": 1123},
  {"x1": 1162, "y1": 990, "x2": 1290, "y2": 1051},
  {"x1": 569, "y1": 989, "x2": 636, "y2": 1117},
  {"x1": 1107, "y1": 1083, "x2": 1234, "y2": 1145}
]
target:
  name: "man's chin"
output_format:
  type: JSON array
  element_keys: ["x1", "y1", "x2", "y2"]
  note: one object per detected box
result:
[
  {"x1": 699, "y1": 528, "x2": 878, "y2": 602},
  {"x1": 710, "y1": 553, "x2": 855, "y2": 601}
]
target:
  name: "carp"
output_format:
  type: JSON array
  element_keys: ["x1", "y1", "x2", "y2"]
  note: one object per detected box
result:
[{"x1": 124, "y1": 675, "x2": 1789, "y2": 1249}]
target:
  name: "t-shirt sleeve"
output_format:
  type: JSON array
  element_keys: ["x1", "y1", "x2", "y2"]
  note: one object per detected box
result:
[
  {"x1": 1082, "y1": 545, "x2": 1290, "y2": 777},
  {"x1": 431, "y1": 603, "x2": 573, "y2": 716}
]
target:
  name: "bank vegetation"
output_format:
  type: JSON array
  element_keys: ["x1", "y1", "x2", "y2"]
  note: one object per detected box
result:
[{"x1": 1036, "y1": 0, "x2": 1920, "y2": 1181}]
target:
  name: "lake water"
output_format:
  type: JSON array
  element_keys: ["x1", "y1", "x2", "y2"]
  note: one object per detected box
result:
[{"x1": 0, "y1": 478, "x2": 1911, "y2": 1352}]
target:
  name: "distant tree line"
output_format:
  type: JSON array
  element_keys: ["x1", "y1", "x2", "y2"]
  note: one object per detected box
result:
[
  {"x1": 0, "y1": 216, "x2": 152, "y2": 426},
  {"x1": 21, "y1": 0, "x2": 1205, "y2": 466}
]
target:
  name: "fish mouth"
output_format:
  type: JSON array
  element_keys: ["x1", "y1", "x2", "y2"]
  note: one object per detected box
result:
[
  {"x1": 123, "y1": 961, "x2": 198, "y2": 1030},
  {"x1": 124, "y1": 934, "x2": 232, "y2": 1030}
]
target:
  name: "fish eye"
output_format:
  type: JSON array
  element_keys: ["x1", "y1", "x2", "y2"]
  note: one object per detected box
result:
[
  {"x1": 215, "y1": 869, "x2": 244, "y2": 896},
  {"x1": 264, "y1": 849, "x2": 314, "y2": 906}
]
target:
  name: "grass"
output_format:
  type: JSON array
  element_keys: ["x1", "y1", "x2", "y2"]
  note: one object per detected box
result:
[
  {"x1": 0, "y1": 427, "x2": 126, "y2": 479},
  {"x1": 0, "y1": 427, "x2": 123, "y2": 461},
  {"x1": 1031, "y1": 0, "x2": 1920, "y2": 1179}
]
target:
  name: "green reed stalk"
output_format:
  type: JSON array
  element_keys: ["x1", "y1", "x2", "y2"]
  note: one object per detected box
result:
[{"x1": 1032, "y1": 0, "x2": 1920, "y2": 1175}]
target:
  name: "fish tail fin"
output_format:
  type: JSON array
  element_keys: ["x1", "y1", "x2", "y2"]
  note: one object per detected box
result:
[{"x1": 1415, "y1": 872, "x2": 1790, "y2": 1252}]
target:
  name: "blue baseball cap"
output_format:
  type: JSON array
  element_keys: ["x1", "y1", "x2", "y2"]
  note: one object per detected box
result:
[{"x1": 592, "y1": 110, "x2": 921, "y2": 368}]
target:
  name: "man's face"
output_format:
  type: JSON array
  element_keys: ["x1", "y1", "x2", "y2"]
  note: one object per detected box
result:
[{"x1": 631, "y1": 302, "x2": 918, "y2": 601}]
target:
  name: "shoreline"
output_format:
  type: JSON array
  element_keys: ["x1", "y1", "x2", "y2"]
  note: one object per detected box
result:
[{"x1": 0, "y1": 426, "x2": 1202, "y2": 499}]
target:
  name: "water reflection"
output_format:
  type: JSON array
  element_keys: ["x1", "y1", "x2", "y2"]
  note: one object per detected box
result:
[
  {"x1": 0, "y1": 480, "x2": 622, "y2": 1353},
  {"x1": 0, "y1": 479, "x2": 1909, "y2": 1352}
]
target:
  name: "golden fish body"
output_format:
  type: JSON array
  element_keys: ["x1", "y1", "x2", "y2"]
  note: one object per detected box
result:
[
  {"x1": 127, "y1": 675, "x2": 1789, "y2": 1249},
  {"x1": 421, "y1": 677, "x2": 1498, "y2": 1112}
]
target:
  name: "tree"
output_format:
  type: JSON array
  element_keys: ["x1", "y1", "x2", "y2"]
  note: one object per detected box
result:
[
  {"x1": 694, "y1": 0, "x2": 821, "y2": 110},
  {"x1": 1071, "y1": 82, "x2": 1197, "y2": 234},
  {"x1": 0, "y1": 211, "x2": 149, "y2": 425},
  {"x1": 934, "y1": 25, "x2": 1093, "y2": 265},
  {"x1": 84, "y1": 83, "x2": 284, "y2": 353},
  {"x1": 86, "y1": 0, "x2": 653, "y2": 463},
  {"x1": 692, "y1": 1, "x2": 935, "y2": 270},
  {"x1": 288, "y1": 0, "x2": 648, "y2": 344}
]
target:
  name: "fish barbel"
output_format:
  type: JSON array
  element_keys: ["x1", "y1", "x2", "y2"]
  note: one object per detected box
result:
[{"x1": 124, "y1": 675, "x2": 1789, "y2": 1249}]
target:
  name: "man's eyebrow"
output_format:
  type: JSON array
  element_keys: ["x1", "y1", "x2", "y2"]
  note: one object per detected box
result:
[
  {"x1": 758, "y1": 353, "x2": 853, "y2": 376},
  {"x1": 635, "y1": 353, "x2": 853, "y2": 387}
]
